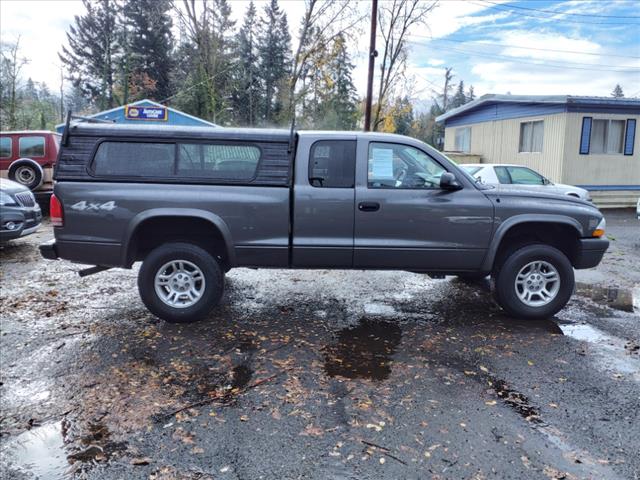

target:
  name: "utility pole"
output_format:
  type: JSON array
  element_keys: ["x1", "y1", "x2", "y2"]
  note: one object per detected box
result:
[{"x1": 364, "y1": 0, "x2": 378, "y2": 132}]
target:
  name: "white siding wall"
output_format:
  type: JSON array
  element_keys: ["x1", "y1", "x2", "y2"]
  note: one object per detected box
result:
[
  {"x1": 561, "y1": 112, "x2": 640, "y2": 186},
  {"x1": 444, "y1": 113, "x2": 567, "y2": 181}
]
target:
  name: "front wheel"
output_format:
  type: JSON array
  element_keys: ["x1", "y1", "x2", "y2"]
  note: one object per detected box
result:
[
  {"x1": 138, "y1": 242, "x2": 224, "y2": 323},
  {"x1": 493, "y1": 244, "x2": 574, "y2": 319}
]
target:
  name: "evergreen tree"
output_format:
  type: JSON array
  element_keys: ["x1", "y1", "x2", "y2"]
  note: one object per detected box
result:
[
  {"x1": 121, "y1": 0, "x2": 174, "y2": 101},
  {"x1": 450, "y1": 80, "x2": 466, "y2": 109},
  {"x1": 326, "y1": 34, "x2": 358, "y2": 130},
  {"x1": 393, "y1": 96, "x2": 414, "y2": 135},
  {"x1": 233, "y1": 2, "x2": 262, "y2": 126},
  {"x1": 611, "y1": 84, "x2": 624, "y2": 98},
  {"x1": 209, "y1": 0, "x2": 236, "y2": 124},
  {"x1": 257, "y1": 0, "x2": 292, "y2": 125},
  {"x1": 60, "y1": 0, "x2": 121, "y2": 109}
]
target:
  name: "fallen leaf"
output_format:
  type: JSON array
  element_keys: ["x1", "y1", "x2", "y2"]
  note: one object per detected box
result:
[
  {"x1": 131, "y1": 457, "x2": 151, "y2": 466},
  {"x1": 479, "y1": 366, "x2": 489, "y2": 373},
  {"x1": 485, "y1": 400, "x2": 497, "y2": 406},
  {"x1": 379, "y1": 457, "x2": 385, "y2": 464}
]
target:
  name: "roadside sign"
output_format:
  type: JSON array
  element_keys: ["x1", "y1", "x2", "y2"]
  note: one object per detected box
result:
[{"x1": 125, "y1": 105, "x2": 168, "y2": 121}]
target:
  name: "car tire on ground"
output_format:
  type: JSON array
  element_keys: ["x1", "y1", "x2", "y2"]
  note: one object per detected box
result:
[
  {"x1": 8, "y1": 159, "x2": 43, "y2": 190},
  {"x1": 138, "y1": 242, "x2": 224, "y2": 323},
  {"x1": 493, "y1": 244, "x2": 574, "y2": 320}
]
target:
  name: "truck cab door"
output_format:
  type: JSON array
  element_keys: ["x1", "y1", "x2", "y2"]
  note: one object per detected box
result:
[
  {"x1": 292, "y1": 135, "x2": 357, "y2": 268},
  {"x1": 353, "y1": 139, "x2": 493, "y2": 271}
]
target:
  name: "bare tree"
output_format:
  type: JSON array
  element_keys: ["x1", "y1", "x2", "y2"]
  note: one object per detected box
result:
[
  {"x1": 372, "y1": 0, "x2": 437, "y2": 131},
  {"x1": 287, "y1": 0, "x2": 365, "y2": 121},
  {"x1": 0, "y1": 36, "x2": 29, "y2": 129}
]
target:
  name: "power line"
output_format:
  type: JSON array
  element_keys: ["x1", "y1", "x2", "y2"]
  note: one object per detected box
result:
[
  {"x1": 472, "y1": 0, "x2": 640, "y2": 25},
  {"x1": 479, "y1": 0, "x2": 640, "y2": 19},
  {"x1": 409, "y1": 35, "x2": 640, "y2": 60},
  {"x1": 407, "y1": 41, "x2": 640, "y2": 73}
]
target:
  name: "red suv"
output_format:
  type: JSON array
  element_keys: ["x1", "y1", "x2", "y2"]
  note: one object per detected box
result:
[{"x1": 0, "y1": 131, "x2": 61, "y2": 199}]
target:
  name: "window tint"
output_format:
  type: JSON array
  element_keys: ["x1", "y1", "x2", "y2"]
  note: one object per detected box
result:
[
  {"x1": 0, "y1": 137, "x2": 11, "y2": 158},
  {"x1": 178, "y1": 143, "x2": 260, "y2": 180},
  {"x1": 309, "y1": 140, "x2": 356, "y2": 188},
  {"x1": 519, "y1": 121, "x2": 544, "y2": 153},
  {"x1": 506, "y1": 167, "x2": 544, "y2": 185},
  {"x1": 591, "y1": 119, "x2": 625, "y2": 154},
  {"x1": 494, "y1": 166, "x2": 511, "y2": 184},
  {"x1": 19, "y1": 136, "x2": 45, "y2": 157},
  {"x1": 454, "y1": 127, "x2": 471, "y2": 153},
  {"x1": 93, "y1": 142, "x2": 175, "y2": 177},
  {"x1": 368, "y1": 143, "x2": 446, "y2": 189}
]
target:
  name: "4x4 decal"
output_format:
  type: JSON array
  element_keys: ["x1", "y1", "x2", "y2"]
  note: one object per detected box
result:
[{"x1": 70, "y1": 201, "x2": 117, "y2": 212}]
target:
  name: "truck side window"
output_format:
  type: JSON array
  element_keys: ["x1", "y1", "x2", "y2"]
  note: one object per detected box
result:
[
  {"x1": 19, "y1": 136, "x2": 45, "y2": 157},
  {"x1": 368, "y1": 142, "x2": 445, "y2": 189},
  {"x1": 309, "y1": 140, "x2": 356, "y2": 188},
  {"x1": 178, "y1": 143, "x2": 260, "y2": 180},
  {"x1": 0, "y1": 137, "x2": 11, "y2": 158},
  {"x1": 93, "y1": 142, "x2": 175, "y2": 177}
]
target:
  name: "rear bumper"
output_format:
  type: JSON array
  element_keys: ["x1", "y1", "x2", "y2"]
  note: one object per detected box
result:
[
  {"x1": 573, "y1": 237, "x2": 609, "y2": 269},
  {"x1": 39, "y1": 239, "x2": 59, "y2": 260}
]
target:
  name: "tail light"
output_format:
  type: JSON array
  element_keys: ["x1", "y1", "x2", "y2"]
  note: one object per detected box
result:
[{"x1": 50, "y1": 194, "x2": 64, "y2": 227}]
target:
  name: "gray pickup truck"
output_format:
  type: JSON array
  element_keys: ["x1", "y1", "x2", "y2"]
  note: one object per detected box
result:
[{"x1": 40, "y1": 123, "x2": 608, "y2": 323}]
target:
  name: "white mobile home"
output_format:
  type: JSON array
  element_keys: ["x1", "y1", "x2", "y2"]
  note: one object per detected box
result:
[{"x1": 437, "y1": 95, "x2": 640, "y2": 207}]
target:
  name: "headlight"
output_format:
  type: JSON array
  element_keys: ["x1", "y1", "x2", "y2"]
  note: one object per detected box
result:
[
  {"x1": 592, "y1": 217, "x2": 606, "y2": 238},
  {"x1": 0, "y1": 192, "x2": 17, "y2": 206}
]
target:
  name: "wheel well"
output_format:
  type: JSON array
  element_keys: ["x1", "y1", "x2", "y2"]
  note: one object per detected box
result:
[
  {"x1": 492, "y1": 222, "x2": 580, "y2": 271},
  {"x1": 127, "y1": 216, "x2": 230, "y2": 269}
]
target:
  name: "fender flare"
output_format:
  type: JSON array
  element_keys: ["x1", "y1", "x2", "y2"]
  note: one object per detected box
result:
[
  {"x1": 122, "y1": 208, "x2": 236, "y2": 267},
  {"x1": 481, "y1": 214, "x2": 584, "y2": 272},
  {"x1": 8, "y1": 158, "x2": 44, "y2": 189}
]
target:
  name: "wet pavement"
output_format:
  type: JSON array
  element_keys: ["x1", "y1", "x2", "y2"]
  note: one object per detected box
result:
[{"x1": 1, "y1": 213, "x2": 639, "y2": 479}]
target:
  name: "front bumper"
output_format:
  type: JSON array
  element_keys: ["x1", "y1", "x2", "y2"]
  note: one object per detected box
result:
[
  {"x1": 0, "y1": 205, "x2": 42, "y2": 241},
  {"x1": 573, "y1": 237, "x2": 609, "y2": 269},
  {"x1": 39, "y1": 239, "x2": 59, "y2": 260}
]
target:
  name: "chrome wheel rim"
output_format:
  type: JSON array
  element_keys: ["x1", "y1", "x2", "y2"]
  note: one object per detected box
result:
[
  {"x1": 154, "y1": 260, "x2": 205, "y2": 308},
  {"x1": 16, "y1": 166, "x2": 35, "y2": 185},
  {"x1": 515, "y1": 260, "x2": 560, "y2": 307}
]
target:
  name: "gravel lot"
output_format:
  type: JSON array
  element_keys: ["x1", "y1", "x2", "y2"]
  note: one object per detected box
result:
[{"x1": 1, "y1": 210, "x2": 638, "y2": 479}]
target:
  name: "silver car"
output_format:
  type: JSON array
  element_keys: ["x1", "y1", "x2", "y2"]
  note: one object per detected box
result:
[{"x1": 461, "y1": 163, "x2": 591, "y2": 201}]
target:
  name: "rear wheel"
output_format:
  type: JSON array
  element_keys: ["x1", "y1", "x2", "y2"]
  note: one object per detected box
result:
[
  {"x1": 493, "y1": 244, "x2": 574, "y2": 319},
  {"x1": 138, "y1": 242, "x2": 224, "y2": 323}
]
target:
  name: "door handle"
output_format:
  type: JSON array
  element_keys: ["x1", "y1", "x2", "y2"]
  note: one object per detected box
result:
[{"x1": 358, "y1": 202, "x2": 380, "y2": 212}]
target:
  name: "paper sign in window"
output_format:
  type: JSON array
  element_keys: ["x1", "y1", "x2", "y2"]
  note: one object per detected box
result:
[{"x1": 370, "y1": 148, "x2": 394, "y2": 179}]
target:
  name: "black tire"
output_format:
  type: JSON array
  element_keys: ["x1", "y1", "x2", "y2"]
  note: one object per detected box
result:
[
  {"x1": 8, "y1": 159, "x2": 43, "y2": 190},
  {"x1": 493, "y1": 244, "x2": 574, "y2": 320},
  {"x1": 138, "y1": 242, "x2": 224, "y2": 323}
]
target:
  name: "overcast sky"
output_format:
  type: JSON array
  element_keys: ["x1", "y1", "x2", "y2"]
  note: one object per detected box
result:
[{"x1": 1, "y1": 0, "x2": 639, "y2": 103}]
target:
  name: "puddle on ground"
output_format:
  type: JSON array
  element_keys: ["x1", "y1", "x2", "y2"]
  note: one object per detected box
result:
[
  {"x1": 558, "y1": 322, "x2": 640, "y2": 379},
  {"x1": 231, "y1": 364, "x2": 253, "y2": 390},
  {"x1": 323, "y1": 319, "x2": 402, "y2": 381},
  {"x1": 1, "y1": 422, "x2": 69, "y2": 479}
]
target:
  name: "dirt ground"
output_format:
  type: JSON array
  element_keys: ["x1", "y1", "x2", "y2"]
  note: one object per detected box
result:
[{"x1": 1, "y1": 210, "x2": 639, "y2": 479}]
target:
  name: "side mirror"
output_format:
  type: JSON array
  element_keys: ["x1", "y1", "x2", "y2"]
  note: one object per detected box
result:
[{"x1": 440, "y1": 172, "x2": 462, "y2": 191}]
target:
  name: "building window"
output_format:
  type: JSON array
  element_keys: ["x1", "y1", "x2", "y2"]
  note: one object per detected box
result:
[
  {"x1": 590, "y1": 119, "x2": 625, "y2": 154},
  {"x1": 519, "y1": 120, "x2": 544, "y2": 153},
  {"x1": 454, "y1": 127, "x2": 471, "y2": 153}
]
